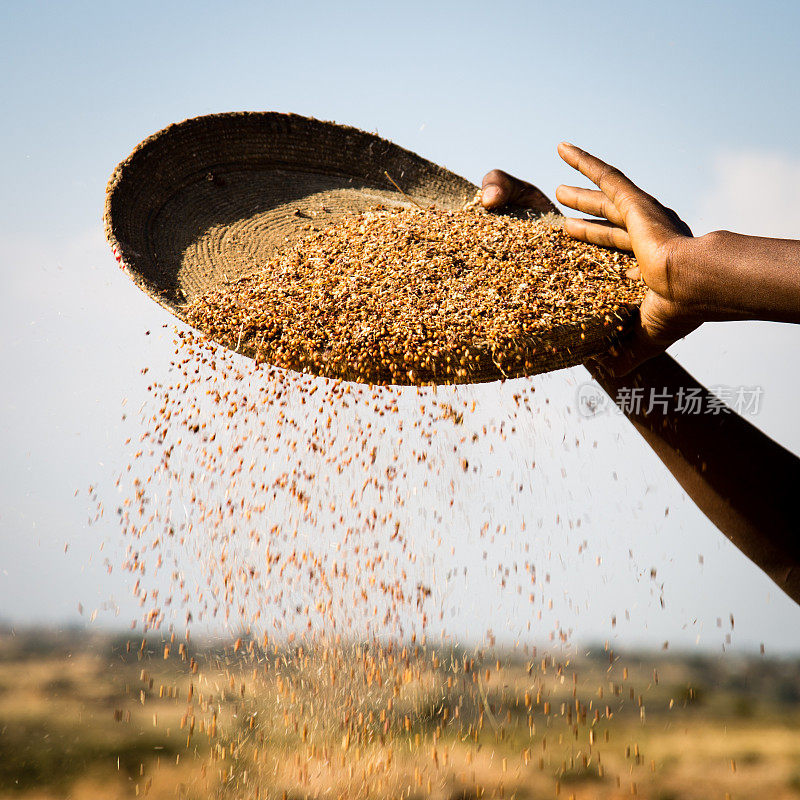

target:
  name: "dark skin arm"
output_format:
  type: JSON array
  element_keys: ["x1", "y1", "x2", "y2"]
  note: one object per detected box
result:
[
  {"x1": 481, "y1": 149, "x2": 800, "y2": 606},
  {"x1": 588, "y1": 355, "x2": 800, "y2": 605}
]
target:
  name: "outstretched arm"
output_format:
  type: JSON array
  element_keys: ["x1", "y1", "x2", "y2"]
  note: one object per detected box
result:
[
  {"x1": 588, "y1": 354, "x2": 800, "y2": 606},
  {"x1": 480, "y1": 156, "x2": 800, "y2": 606}
]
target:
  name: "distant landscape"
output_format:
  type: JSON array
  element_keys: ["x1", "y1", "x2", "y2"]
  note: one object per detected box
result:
[{"x1": 1, "y1": 628, "x2": 799, "y2": 799}]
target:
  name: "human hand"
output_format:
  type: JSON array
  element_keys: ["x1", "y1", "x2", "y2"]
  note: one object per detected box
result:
[
  {"x1": 480, "y1": 169, "x2": 559, "y2": 216},
  {"x1": 482, "y1": 145, "x2": 700, "y2": 375}
]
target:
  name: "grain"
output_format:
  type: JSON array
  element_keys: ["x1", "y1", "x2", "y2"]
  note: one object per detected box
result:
[
  {"x1": 184, "y1": 206, "x2": 644, "y2": 384},
  {"x1": 88, "y1": 332, "x2": 628, "y2": 796},
  {"x1": 84, "y1": 210, "x2": 738, "y2": 798}
]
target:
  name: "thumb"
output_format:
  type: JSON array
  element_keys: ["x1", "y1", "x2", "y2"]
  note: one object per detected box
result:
[
  {"x1": 481, "y1": 182, "x2": 505, "y2": 209},
  {"x1": 481, "y1": 169, "x2": 557, "y2": 213},
  {"x1": 481, "y1": 169, "x2": 515, "y2": 210}
]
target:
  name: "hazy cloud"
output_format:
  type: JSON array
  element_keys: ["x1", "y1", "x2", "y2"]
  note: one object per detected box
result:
[{"x1": 697, "y1": 149, "x2": 800, "y2": 238}]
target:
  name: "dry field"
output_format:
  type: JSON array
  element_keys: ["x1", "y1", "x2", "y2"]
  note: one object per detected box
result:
[{"x1": 1, "y1": 629, "x2": 799, "y2": 800}]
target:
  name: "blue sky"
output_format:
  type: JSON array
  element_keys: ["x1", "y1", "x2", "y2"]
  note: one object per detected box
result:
[
  {"x1": 4, "y1": 1, "x2": 800, "y2": 238},
  {"x1": 1, "y1": 1, "x2": 799, "y2": 651}
]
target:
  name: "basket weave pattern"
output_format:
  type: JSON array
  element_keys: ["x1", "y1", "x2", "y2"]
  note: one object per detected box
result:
[{"x1": 105, "y1": 112, "x2": 635, "y2": 383}]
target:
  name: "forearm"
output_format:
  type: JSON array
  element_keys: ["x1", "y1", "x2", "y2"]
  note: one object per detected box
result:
[
  {"x1": 589, "y1": 354, "x2": 800, "y2": 605},
  {"x1": 679, "y1": 230, "x2": 800, "y2": 323}
]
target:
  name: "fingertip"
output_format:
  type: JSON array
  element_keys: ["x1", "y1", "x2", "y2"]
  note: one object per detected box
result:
[
  {"x1": 480, "y1": 184, "x2": 503, "y2": 209},
  {"x1": 625, "y1": 266, "x2": 642, "y2": 281},
  {"x1": 554, "y1": 184, "x2": 576, "y2": 208},
  {"x1": 562, "y1": 217, "x2": 584, "y2": 238}
]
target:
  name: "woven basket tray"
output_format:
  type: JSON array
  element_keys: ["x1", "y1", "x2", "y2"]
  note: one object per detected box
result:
[{"x1": 105, "y1": 112, "x2": 635, "y2": 384}]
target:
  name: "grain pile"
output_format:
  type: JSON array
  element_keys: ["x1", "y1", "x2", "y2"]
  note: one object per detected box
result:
[{"x1": 183, "y1": 207, "x2": 644, "y2": 384}]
